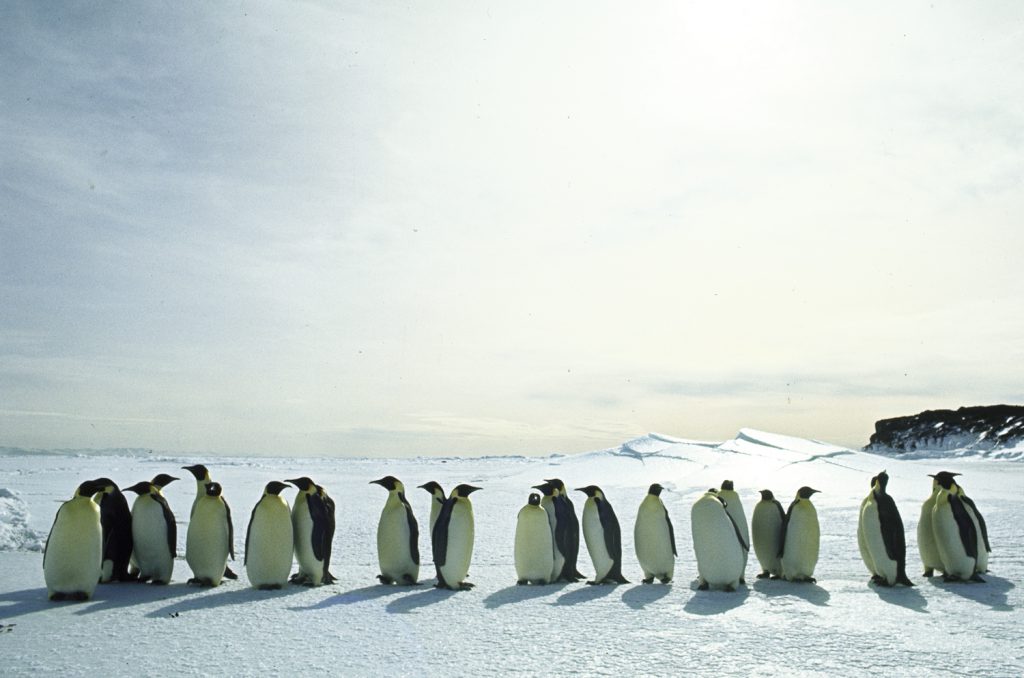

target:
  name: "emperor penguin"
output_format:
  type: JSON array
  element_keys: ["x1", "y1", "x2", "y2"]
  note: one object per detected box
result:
[
  {"x1": 245, "y1": 481, "x2": 294, "y2": 590},
  {"x1": 718, "y1": 480, "x2": 750, "y2": 583},
  {"x1": 285, "y1": 477, "x2": 333, "y2": 586},
  {"x1": 634, "y1": 483, "x2": 676, "y2": 584},
  {"x1": 546, "y1": 479, "x2": 585, "y2": 582},
  {"x1": 931, "y1": 472, "x2": 982, "y2": 582},
  {"x1": 370, "y1": 476, "x2": 420, "y2": 585},
  {"x1": 124, "y1": 477, "x2": 178, "y2": 585},
  {"x1": 954, "y1": 480, "x2": 991, "y2": 574},
  {"x1": 751, "y1": 489, "x2": 785, "y2": 579},
  {"x1": 577, "y1": 485, "x2": 629, "y2": 585},
  {"x1": 918, "y1": 474, "x2": 945, "y2": 577},
  {"x1": 531, "y1": 482, "x2": 566, "y2": 582},
  {"x1": 94, "y1": 479, "x2": 134, "y2": 583},
  {"x1": 432, "y1": 484, "x2": 480, "y2": 590},
  {"x1": 515, "y1": 493, "x2": 554, "y2": 585},
  {"x1": 858, "y1": 471, "x2": 913, "y2": 587},
  {"x1": 185, "y1": 482, "x2": 235, "y2": 587},
  {"x1": 691, "y1": 489, "x2": 745, "y2": 591},
  {"x1": 183, "y1": 464, "x2": 238, "y2": 580},
  {"x1": 417, "y1": 481, "x2": 446, "y2": 535},
  {"x1": 315, "y1": 483, "x2": 338, "y2": 584},
  {"x1": 43, "y1": 478, "x2": 107, "y2": 600},
  {"x1": 780, "y1": 487, "x2": 820, "y2": 583}
]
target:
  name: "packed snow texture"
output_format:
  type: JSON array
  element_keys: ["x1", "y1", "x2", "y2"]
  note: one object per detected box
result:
[{"x1": 1, "y1": 431, "x2": 1021, "y2": 677}]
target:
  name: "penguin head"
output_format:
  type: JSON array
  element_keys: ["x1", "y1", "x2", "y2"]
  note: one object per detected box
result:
[
  {"x1": 76, "y1": 478, "x2": 112, "y2": 497},
  {"x1": 451, "y1": 484, "x2": 481, "y2": 498},
  {"x1": 930, "y1": 471, "x2": 961, "y2": 490},
  {"x1": 796, "y1": 486, "x2": 820, "y2": 500},
  {"x1": 544, "y1": 479, "x2": 566, "y2": 492},
  {"x1": 531, "y1": 481, "x2": 554, "y2": 496},
  {"x1": 264, "y1": 481, "x2": 290, "y2": 496},
  {"x1": 648, "y1": 483, "x2": 664, "y2": 496},
  {"x1": 370, "y1": 476, "x2": 403, "y2": 492},
  {"x1": 91, "y1": 478, "x2": 120, "y2": 494},
  {"x1": 285, "y1": 477, "x2": 317, "y2": 493},
  {"x1": 124, "y1": 481, "x2": 154, "y2": 495},
  {"x1": 721, "y1": 480, "x2": 735, "y2": 492},
  {"x1": 417, "y1": 481, "x2": 444, "y2": 497},
  {"x1": 574, "y1": 485, "x2": 604, "y2": 499},
  {"x1": 873, "y1": 471, "x2": 889, "y2": 492},
  {"x1": 205, "y1": 482, "x2": 223, "y2": 497},
  {"x1": 528, "y1": 493, "x2": 541, "y2": 506},
  {"x1": 758, "y1": 489, "x2": 775, "y2": 501},
  {"x1": 182, "y1": 464, "x2": 210, "y2": 482},
  {"x1": 150, "y1": 474, "x2": 178, "y2": 489}
]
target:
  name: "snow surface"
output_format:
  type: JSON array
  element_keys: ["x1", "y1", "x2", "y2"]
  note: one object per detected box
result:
[{"x1": 1, "y1": 433, "x2": 1022, "y2": 677}]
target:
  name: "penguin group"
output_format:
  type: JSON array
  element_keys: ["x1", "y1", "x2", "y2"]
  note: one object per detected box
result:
[{"x1": 41, "y1": 467, "x2": 994, "y2": 601}]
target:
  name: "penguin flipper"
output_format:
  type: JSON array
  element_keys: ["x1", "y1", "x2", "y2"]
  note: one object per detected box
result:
[
  {"x1": 664, "y1": 506, "x2": 677, "y2": 557},
  {"x1": 596, "y1": 497, "x2": 622, "y2": 562},
  {"x1": 875, "y1": 491, "x2": 906, "y2": 564},
  {"x1": 779, "y1": 500, "x2": 797, "y2": 558},
  {"x1": 959, "y1": 494, "x2": 992, "y2": 552},
  {"x1": 153, "y1": 493, "x2": 177, "y2": 558},
  {"x1": 400, "y1": 493, "x2": 420, "y2": 566},
  {"x1": 949, "y1": 495, "x2": 979, "y2": 560},
  {"x1": 321, "y1": 490, "x2": 336, "y2": 579},
  {"x1": 224, "y1": 498, "x2": 235, "y2": 560},
  {"x1": 244, "y1": 502, "x2": 258, "y2": 565},
  {"x1": 306, "y1": 492, "x2": 328, "y2": 563},
  {"x1": 432, "y1": 498, "x2": 456, "y2": 568}
]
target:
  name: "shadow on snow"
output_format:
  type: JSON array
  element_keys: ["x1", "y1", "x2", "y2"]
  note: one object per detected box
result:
[
  {"x1": 683, "y1": 581, "x2": 750, "y2": 615},
  {"x1": 621, "y1": 583, "x2": 673, "y2": 610},
  {"x1": 385, "y1": 584, "x2": 458, "y2": 614},
  {"x1": 928, "y1": 573, "x2": 1015, "y2": 612},
  {"x1": 751, "y1": 578, "x2": 830, "y2": 607},
  {"x1": 483, "y1": 582, "x2": 567, "y2": 609}
]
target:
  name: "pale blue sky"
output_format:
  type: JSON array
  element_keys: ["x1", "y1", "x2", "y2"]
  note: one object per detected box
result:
[{"x1": 2, "y1": 1, "x2": 1022, "y2": 456}]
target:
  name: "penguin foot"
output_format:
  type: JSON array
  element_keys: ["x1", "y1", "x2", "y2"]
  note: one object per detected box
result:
[
  {"x1": 150, "y1": 580, "x2": 169, "y2": 586},
  {"x1": 257, "y1": 584, "x2": 283, "y2": 591},
  {"x1": 970, "y1": 573, "x2": 986, "y2": 583},
  {"x1": 187, "y1": 577, "x2": 217, "y2": 587},
  {"x1": 401, "y1": 574, "x2": 418, "y2": 586},
  {"x1": 770, "y1": 575, "x2": 782, "y2": 580},
  {"x1": 658, "y1": 576, "x2": 672, "y2": 584},
  {"x1": 586, "y1": 580, "x2": 602, "y2": 586},
  {"x1": 223, "y1": 566, "x2": 238, "y2": 580},
  {"x1": 376, "y1": 575, "x2": 395, "y2": 585},
  {"x1": 724, "y1": 585, "x2": 736, "y2": 593},
  {"x1": 697, "y1": 582, "x2": 709, "y2": 591},
  {"x1": 322, "y1": 572, "x2": 338, "y2": 585},
  {"x1": 756, "y1": 572, "x2": 770, "y2": 579},
  {"x1": 457, "y1": 582, "x2": 475, "y2": 590},
  {"x1": 49, "y1": 591, "x2": 90, "y2": 602},
  {"x1": 739, "y1": 578, "x2": 746, "y2": 585},
  {"x1": 516, "y1": 579, "x2": 528, "y2": 586},
  {"x1": 641, "y1": 577, "x2": 654, "y2": 585},
  {"x1": 923, "y1": 568, "x2": 934, "y2": 577}
]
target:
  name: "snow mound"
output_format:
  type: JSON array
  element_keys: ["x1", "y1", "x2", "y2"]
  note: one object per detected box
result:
[{"x1": 0, "y1": 487, "x2": 46, "y2": 552}]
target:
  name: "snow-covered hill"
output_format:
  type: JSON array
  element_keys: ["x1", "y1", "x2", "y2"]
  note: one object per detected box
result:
[{"x1": 1, "y1": 431, "x2": 1021, "y2": 676}]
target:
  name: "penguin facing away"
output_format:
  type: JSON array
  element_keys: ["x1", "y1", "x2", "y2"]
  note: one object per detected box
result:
[
  {"x1": 691, "y1": 489, "x2": 745, "y2": 591},
  {"x1": 634, "y1": 483, "x2": 676, "y2": 584},
  {"x1": 432, "y1": 484, "x2": 480, "y2": 590},
  {"x1": 185, "y1": 481, "x2": 235, "y2": 587},
  {"x1": 531, "y1": 481, "x2": 566, "y2": 583},
  {"x1": 718, "y1": 480, "x2": 750, "y2": 584},
  {"x1": 316, "y1": 484, "x2": 338, "y2": 584},
  {"x1": 182, "y1": 464, "x2": 238, "y2": 580},
  {"x1": 370, "y1": 476, "x2": 420, "y2": 585},
  {"x1": 124, "y1": 477, "x2": 177, "y2": 585},
  {"x1": 417, "y1": 481, "x2": 446, "y2": 535},
  {"x1": 515, "y1": 493, "x2": 554, "y2": 585},
  {"x1": 859, "y1": 471, "x2": 913, "y2": 587},
  {"x1": 286, "y1": 477, "x2": 332, "y2": 586},
  {"x1": 780, "y1": 486, "x2": 820, "y2": 583},
  {"x1": 918, "y1": 474, "x2": 945, "y2": 577},
  {"x1": 577, "y1": 485, "x2": 629, "y2": 585},
  {"x1": 954, "y1": 481, "x2": 991, "y2": 574},
  {"x1": 545, "y1": 478, "x2": 585, "y2": 582},
  {"x1": 43, "y1": 479, "x2": 107, "y2": 601},
  {"x1": 94, "y1": 479, "x2": 134, "y2": 583},
  {"x1": 245, "y1": 481, "x2": 294, "y2": 590},
  {"x1": 751, "y1": 489, "x2": 785, "y2": 579},
  {"x1": 931, "y1": 472, "x2": 982, "y2": 583}
]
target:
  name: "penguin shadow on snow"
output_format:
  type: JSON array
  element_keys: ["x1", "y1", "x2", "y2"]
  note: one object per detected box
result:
[
  {"x1": 385, "y1": 582, "x2": 457, "y2": 614},
  {"x1": 0, "y1": 587, "x2": 52, "y2": 620},
  {"x1": 483, "y1": 582, "x2": 567, "y2": 609},
  {"x1": 929, "y1": 573, "x2": 1015, "y2": 612},
  {"x1": 74, "y1": 581, "x2": 200, "y2": 616},
  {"x1": 144, "y1": 583, "x2": 306, "y2": 619},
  {"x1": 289, "y1": 584, "x2": 410, "y2": 611},
  {"x1": 621, "y1": 584, "x2": 673, "y2": 610},
  {"x1": 751, "y1": 578, "x2": 830, "y2": 607},
  {"x1": 552, "y1": 582, "x2": 619, "y2": 606},
  {"x1": 682, "y1": 582, "x2": 750, "y2": 615},
  {"x1": 868, "y1": 581, "x2": 928, "y2": 613}
]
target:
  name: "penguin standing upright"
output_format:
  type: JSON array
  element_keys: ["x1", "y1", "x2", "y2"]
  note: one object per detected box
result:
[
  {"x1": 515, "y1": 493, "x2": 554, "y2": 585},
  {"x1": 954, "y1": 480, "x2": 991, "y2": 574},
  {"x1": 245, "y1": 481, "x2": 294, "y2": 590},
  {"x1": 182, "y1": 464, "x2": 237, "y2": 580},
  {"x1": 432, "y1": 484, "x2": 480, "y2": 590},
  {"x1": 185, "y1": 482, "x2": 234, "y2": 587},
  {"x1": 718, "y1": 480, "x2": 750, "y2": 583},
  {"x1": 577, "y1": 485, "x2": 628, "y2": 585},
  {"x1": 370, "y1": 476, "x2": 420, "y2": 585},
  {"x1": 751, "y1": 489, "x2": 785, "y2": 579},
  {"x1": 286, "y1": 477, "x2": 332, "y2": 586},
  {"x1": 315, "y1": 483, "x2": 338, "y2": 584},
  {"x1": 857, "y1": 474, "x2": 877, "y2": 578},
  {"x1": 931, "y1": 472, "x2": 982, "y2": 583},
  {"x1": 691, "y1": 489, "x2": 746, "y2": 591},
  {"x1": 417, "y1": 481, "x2": 446, "y2": 535},
  {"x1": 918, "y1": 475, "x2": 945, "y2": 577},
  {"x1": 545, "y1": 479, "x2": 584, "y2": 582},
  {"x1": 532, "y1": 482, "x2": 566, "y2": 582},
  {"x1": 780, "y1": 487, "x2": 820, "y2": 583},
  {"x1": 858, "y1": 471, "x2": 913, "y2": 587},
  {"x1": 124, "y1": 476, "x2": 178, "y2": 585},
  {"x1": 634, "y1": 483, "x2": 676, "y2": 584},
  {"x1": 94, "y1": 479, "x2": 134, "y2": 583},
  {"x1": 43, "y1": 479, "x2": 107, "y2": 601}
]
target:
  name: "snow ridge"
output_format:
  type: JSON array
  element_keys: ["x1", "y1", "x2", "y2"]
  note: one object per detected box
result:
[{"x1": 0, "y1": 488, "x2": 45, "y2": 552}]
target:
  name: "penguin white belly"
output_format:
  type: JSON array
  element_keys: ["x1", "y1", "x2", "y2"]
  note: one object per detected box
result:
[
  {"x1": 782, "y1": 505, "x2": 819, "y2": 582},
  {"x1": 751, "y1": 504, "x2": 783, "y2": 577},
  {"x1": 247, "y1": 500, "x2": 294, "y2": 588},
  {"x1": 132, "y1": 498, "x2": 174, "y2": 583},
  {"x1": 917, "y1": 494, "x2": 942, "y2": 575},
  {"x1": 860, "y1": 500, "x2": 897, "y2": 584},
  {"x1": 44, "y1": 501, "x2": 102, "y2": 599},
  {"x1": 582, "y1": 502, "x2": 614, "y2": 581},
  {"x1": 428, "y1": 499, "x2": 441, "y2": 535},
  {"x1": 293, "y1": 502, "x2": 323, "y2": 585},
  {"x1": 932, "y1": 499, "x2": 974, "y2": 580},
  {"x1": 515, "y1": 505, "x2": 554, "y2": 584},
  {"x1": 691, "y1": 497, "x2": 743, "y2": 589},
  {"x1": 541, "y1": 497, "x2": 565, "y2": 581},
  {"x1": 439, "y1": 503, "x2": 474, "y2": 586},
  {"x1": 634, "y1": 499, "x2": 673, "y2": 581},
  {"x1": 378, "y1": 502, "x2": 418, "y2": 581},
  {"x1": 962, "y1": 502, "x2": 989, "y2": 573},
  {"x1": 186, "y1": 500, "x2": 229, "y2": 585}
]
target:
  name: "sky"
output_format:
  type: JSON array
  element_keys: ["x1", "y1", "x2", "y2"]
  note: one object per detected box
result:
[{"x1": 1, "y1": 1, "x2": 1022, "y2": 457}]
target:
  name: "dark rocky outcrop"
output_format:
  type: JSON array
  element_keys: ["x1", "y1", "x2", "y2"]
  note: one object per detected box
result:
[{"x1": 866, "y1": 405, "x2": 1024, "y2": 452}]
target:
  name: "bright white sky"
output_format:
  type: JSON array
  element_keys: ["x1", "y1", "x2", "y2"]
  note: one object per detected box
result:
[{"x1": 2, "y1": 1, "x2": 1022, "y2": 456}]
